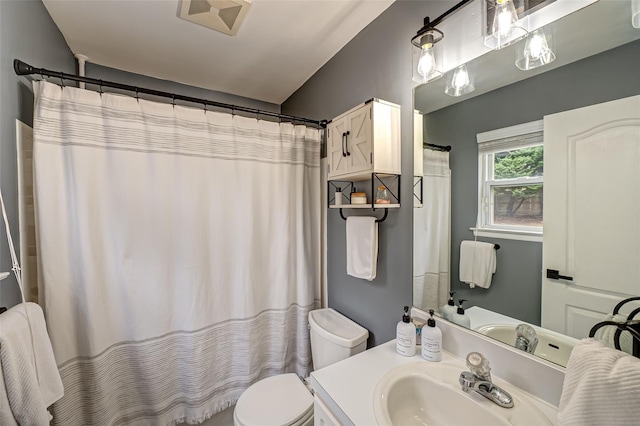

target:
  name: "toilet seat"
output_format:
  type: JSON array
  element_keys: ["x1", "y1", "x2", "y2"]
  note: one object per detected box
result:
[{"x1": 234, "y1": 373, "x2": 314, "y2": 426}]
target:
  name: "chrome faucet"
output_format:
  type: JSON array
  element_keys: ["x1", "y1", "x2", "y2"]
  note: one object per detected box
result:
[
  {"x1": 459, "y1": 352, "x2": 514, "y2": 408},
  {"x1": 514, "y1": 324, "x2": 538, "y2": 354}
]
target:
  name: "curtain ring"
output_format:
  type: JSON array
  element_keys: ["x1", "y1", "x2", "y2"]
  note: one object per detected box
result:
[
  {"x1": 59, "y1": 72, "x2": 64, "y2": 87},
  {"x1": 256, "y1": 110, "x2": 260, "y2": 121},
  {"x1": 203, "y1": 101, "x2": 207, "y2": 114},
  {"x1": 231, "y1": 106, "x2": 235, "y2": 117},
  {"x1": 99, "y1": 80, "x2": 103, "y2": 96},
  {"x1": 135, "y1": 88, "x2": 139, "y2": 101},
  {"x1": 171, "y1": 94, "x2": 176, "y2": 107}
]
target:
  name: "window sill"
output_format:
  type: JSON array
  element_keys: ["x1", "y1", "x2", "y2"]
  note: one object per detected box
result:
[{"x1": 470, "y1": 227, "x2": 542, "y2": 243}]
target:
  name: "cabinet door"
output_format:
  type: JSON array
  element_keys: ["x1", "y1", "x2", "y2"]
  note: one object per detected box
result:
[
  {"x1": 327, "y1": 117, "x2": 350, "y2": 179},
  {"x1": 345, "y1": 104, "x2": 373, "y2": 176},
  {"x1": 314, "y1": 395, "x2": 342, "y2": 426}
]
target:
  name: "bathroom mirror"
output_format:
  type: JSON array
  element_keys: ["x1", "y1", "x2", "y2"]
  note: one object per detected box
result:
[{"x1": 412, "y1": 0, "x2": 640, "y2": 367}]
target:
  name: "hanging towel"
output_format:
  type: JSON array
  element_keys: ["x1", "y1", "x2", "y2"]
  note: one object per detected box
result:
[
  {"x1": 0, "y1": 302, "x2": 63, "y2": 425},
  {"x1": 459, "y1": 241, "x2": 496, "y2": 289},
  {"x1": 558, "y1": 338, "x2": 640, "y2": 426},
  {"x1": 346, "y1": 216, "x2": 378, "y2": 281}
]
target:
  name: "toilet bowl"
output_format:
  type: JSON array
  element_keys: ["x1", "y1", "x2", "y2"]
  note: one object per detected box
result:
[{"x1": 233, "y1": 308, "x2": 369, "y2": 426}]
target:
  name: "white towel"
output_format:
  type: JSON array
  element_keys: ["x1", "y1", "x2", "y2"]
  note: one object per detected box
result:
[
  {"x1": 594, "y1": 313, "x2": 635, "y2": 355},
  {"x1": 559, "y1": 338, "x2": 640, "y2": 426},
  {"x1": 459, "y1": 241, "x2": 496, "y2": 289},
  {"x1": 0, "y1": 303, "x2": 64, "y2": 425},
  {"x1": 346, "y1": 216, "x2": 378, "y2": 281}
]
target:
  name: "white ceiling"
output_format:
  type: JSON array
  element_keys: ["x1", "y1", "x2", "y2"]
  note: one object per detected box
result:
[{"x1": 42, "y1": 0, "x2": 395, "y2": 105}]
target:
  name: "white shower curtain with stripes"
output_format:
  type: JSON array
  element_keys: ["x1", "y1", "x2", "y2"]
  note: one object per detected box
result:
[
  {"x1": 31, "y1": 81, "x2": 321, "y2": 425},
  {"x1": 413, "y1": 149, "x2": 451, "y2": 313}
]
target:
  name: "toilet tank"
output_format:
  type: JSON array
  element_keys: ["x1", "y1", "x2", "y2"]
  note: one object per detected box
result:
[{"x1": 308, "y1": 308, "x2": 369, "y2": 371}]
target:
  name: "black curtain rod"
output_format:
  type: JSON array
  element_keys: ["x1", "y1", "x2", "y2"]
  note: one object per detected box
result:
[
  {"x1": 13, "y1": 59, "x2": 327, "y2": 128},
  {"x1": 424, "y1": 142, "x2": 452, "y2": 152}
]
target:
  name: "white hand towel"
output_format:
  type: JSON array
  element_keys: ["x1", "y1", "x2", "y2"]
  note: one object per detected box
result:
[
  {"x1": 559, "y1": 338, "x2": 640, "y2": 426},
  {"x1": 459, "y1": 241, "x2": 496, "y2": 289},
  {"x1": 346, "y1": 216, "x2": 378, "y2": 281},
  {"x1": 0, "y1": 302, "x2": 64, "y2": 425}
]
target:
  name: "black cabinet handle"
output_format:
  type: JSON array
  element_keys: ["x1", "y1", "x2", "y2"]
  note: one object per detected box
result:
[
  {"x1": 345, "y1": 130, "x2": 351, "y2": 156},
  {"x1": 546, "y1": 269, "x2": 573, "y2": 281},
  {"x1": 340, "y1": 132, "x2": 347, "y2": 157}
]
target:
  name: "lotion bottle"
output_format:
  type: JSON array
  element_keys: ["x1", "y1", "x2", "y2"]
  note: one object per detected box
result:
[
  {"x1": 442, "y1": 291, "x2": 457, "y2": 321},
  {"x1": 421, "y1": 309, "x2": 442, "y2": 362},
  {"x1": 396, "y1": 306, "x2": 416, "y2": 356},
  {"x1": 450, "y1": 299, "x2": 471, "y2": 329}
]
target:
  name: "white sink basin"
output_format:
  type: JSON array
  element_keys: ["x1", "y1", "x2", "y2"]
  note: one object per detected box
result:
[
  {"x1": 475, "y1": 324, "x2": 578, "y2": 367},
  {"x1": 373, "y1": 362, "x2": 553, "y2": 426}
]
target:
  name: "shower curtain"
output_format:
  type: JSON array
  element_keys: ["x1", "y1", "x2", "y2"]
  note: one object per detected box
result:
[
  {"x1": 31, "y1": 81, "x2": 321, "y2": 425},
  {"x1": 413, "y1": 149, "x2": 451, "y2": 313}
]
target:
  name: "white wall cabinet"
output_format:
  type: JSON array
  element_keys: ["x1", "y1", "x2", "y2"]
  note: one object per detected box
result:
[{"x1": 327, "y1": 99, "x2": 401, "y2": 181}]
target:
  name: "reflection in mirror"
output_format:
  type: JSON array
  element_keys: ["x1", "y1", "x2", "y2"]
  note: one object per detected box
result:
[{"x1": 413, "y1": 0, "x2": 640, "y2": 366}]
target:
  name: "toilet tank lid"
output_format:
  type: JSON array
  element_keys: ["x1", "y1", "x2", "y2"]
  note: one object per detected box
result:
[{"x1": 309, "y1": 308, "x2": 369, "y2": 348}]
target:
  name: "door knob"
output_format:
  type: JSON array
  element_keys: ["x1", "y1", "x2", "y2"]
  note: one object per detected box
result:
[{"x1": 546, "y1": 269, "x2": 573, "y2": 281}]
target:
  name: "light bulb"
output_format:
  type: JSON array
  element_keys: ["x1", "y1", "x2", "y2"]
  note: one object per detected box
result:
[
  {"x1": 516, "y1": 29, "x2": 555, "y2": 70},
  {"x1": 485, "y1": 0, "x2": 527, "y2": 50},
  {"x1": 445, "y1": 64, "x2": 474, "y2": 97},
  {"x1": 452, "y1": 67, "x2": 469, "y2": 89},
  {"x1": 417, "y1": 47, "x2": 435, "y2": 77},
  {"x1": 528, "y1": 33, "x2": 544, "y2": 59},
  {"x1": 497, "y1": 8, "x2": 513, "y2": 36}
]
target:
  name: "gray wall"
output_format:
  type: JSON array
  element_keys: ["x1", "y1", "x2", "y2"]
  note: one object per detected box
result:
[
  {"x1": 0, "y1": 0, "x2": 278, "y2": 310},
  {"x1": 0, "y1": 0, "x2": 75, "y2": 308},
  {"x1": 425, "y1": 40, "x2": 640, "y2": 325},
  {"x1": 282, "y1": 1, "x2": 456, "y2": 346},
  {"x1": 83, "y1": 63, "x2": 279, "y2": 114}
]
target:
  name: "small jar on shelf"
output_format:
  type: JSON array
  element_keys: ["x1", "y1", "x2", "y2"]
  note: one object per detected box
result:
[{"x1": 376, "y1": 185, "x2": 391, "y2": 204}]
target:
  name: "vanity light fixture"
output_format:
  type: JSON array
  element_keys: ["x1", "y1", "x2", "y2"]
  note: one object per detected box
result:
[
  {"x1": 411, "y1": 0, "x2": 473, "y2": 84},
  {"x1": 633, "y1": 0, "x2": 640, "y2": 28},
  {"x1": 444, "y1": 64, "x2": 475, "y2": 97},
  {"x1": 412, "y1": 19, "x2": 444, "y2": 84},
  {"x1": 484, "y1": 0, "x2": 528, "y2": 50},
  {"x1": 515, "y1": 28, "x2": 556, "y2": 70}
]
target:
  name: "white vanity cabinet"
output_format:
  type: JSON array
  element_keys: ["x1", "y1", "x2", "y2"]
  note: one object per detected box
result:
[
  {"x1": 327, "y1": 99, "x2": 401, "y2": 181},
  {"x1": 313, "y1": 395, "x2": 341, "y2": 426}
]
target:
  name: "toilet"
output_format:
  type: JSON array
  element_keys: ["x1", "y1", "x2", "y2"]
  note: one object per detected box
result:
[{"x1": 233, "y1": 308, "x2": 369, "y2": 426}]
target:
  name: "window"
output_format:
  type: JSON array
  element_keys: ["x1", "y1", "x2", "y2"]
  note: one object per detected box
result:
[{"x1": 476, "y1": 120, "x2": 543, "y2": 241}]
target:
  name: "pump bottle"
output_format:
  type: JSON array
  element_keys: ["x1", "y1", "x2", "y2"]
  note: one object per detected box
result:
[
  {"x1": 450, "y1": 299, "x2": 471, "y2": 328},
  {"x1": 421, "y1": 309, "x2": 442, "y2": 362},
  {"x1": 442, "y1": 291, "x2": 457, "y2": 321},
  {"x1": 396, "y1": 306, "x2": 416, "y2": 356}
]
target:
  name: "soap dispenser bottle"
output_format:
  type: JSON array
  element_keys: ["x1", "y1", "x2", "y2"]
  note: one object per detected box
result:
[
  {"x1": 450, "y1": 299, "x2": 471, "y2": 329},
  {"x1": 442, "y1": 291, "x2": 457, "y2": 321},
  {"x1": 421, "y1": 309, "x2": 442, "y2": 362},
  {"x1": 396, "y1": 306, "x2": 416, "y2": 356}
]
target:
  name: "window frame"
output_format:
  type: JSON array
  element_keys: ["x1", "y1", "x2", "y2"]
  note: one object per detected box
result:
[{"x1": 475, "y1": 120, "x2": 544, "y2": 242}]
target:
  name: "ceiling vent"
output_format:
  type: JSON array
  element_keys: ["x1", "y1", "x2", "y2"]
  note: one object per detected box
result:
[{"x1": 179, "y1": 0, "x2": 251, "y2": 36}]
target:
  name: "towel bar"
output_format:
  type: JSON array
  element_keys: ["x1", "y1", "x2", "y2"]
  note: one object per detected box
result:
[{"x1": 339, "y1": 208, "x2": 388, "y2": 223}]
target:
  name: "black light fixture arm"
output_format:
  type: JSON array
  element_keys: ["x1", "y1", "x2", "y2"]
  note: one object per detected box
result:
[
  {"x1": 414, "y1": 0, "x2": 473, "y2": 42},
  {"x1": 13, "y1": 59, "x2": 327, "y2": 128},
  {"x1": 429, "y1": 0, "x2": 474, "y2": 28}
]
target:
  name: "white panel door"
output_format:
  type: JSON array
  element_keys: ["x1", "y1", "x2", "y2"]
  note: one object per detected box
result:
[
  {"x1": 542, "y1": 95, "x2": 640, "y2": 339},
  {"x1": 327, "y1": 117, "x2": 350, "y2": 178}
]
